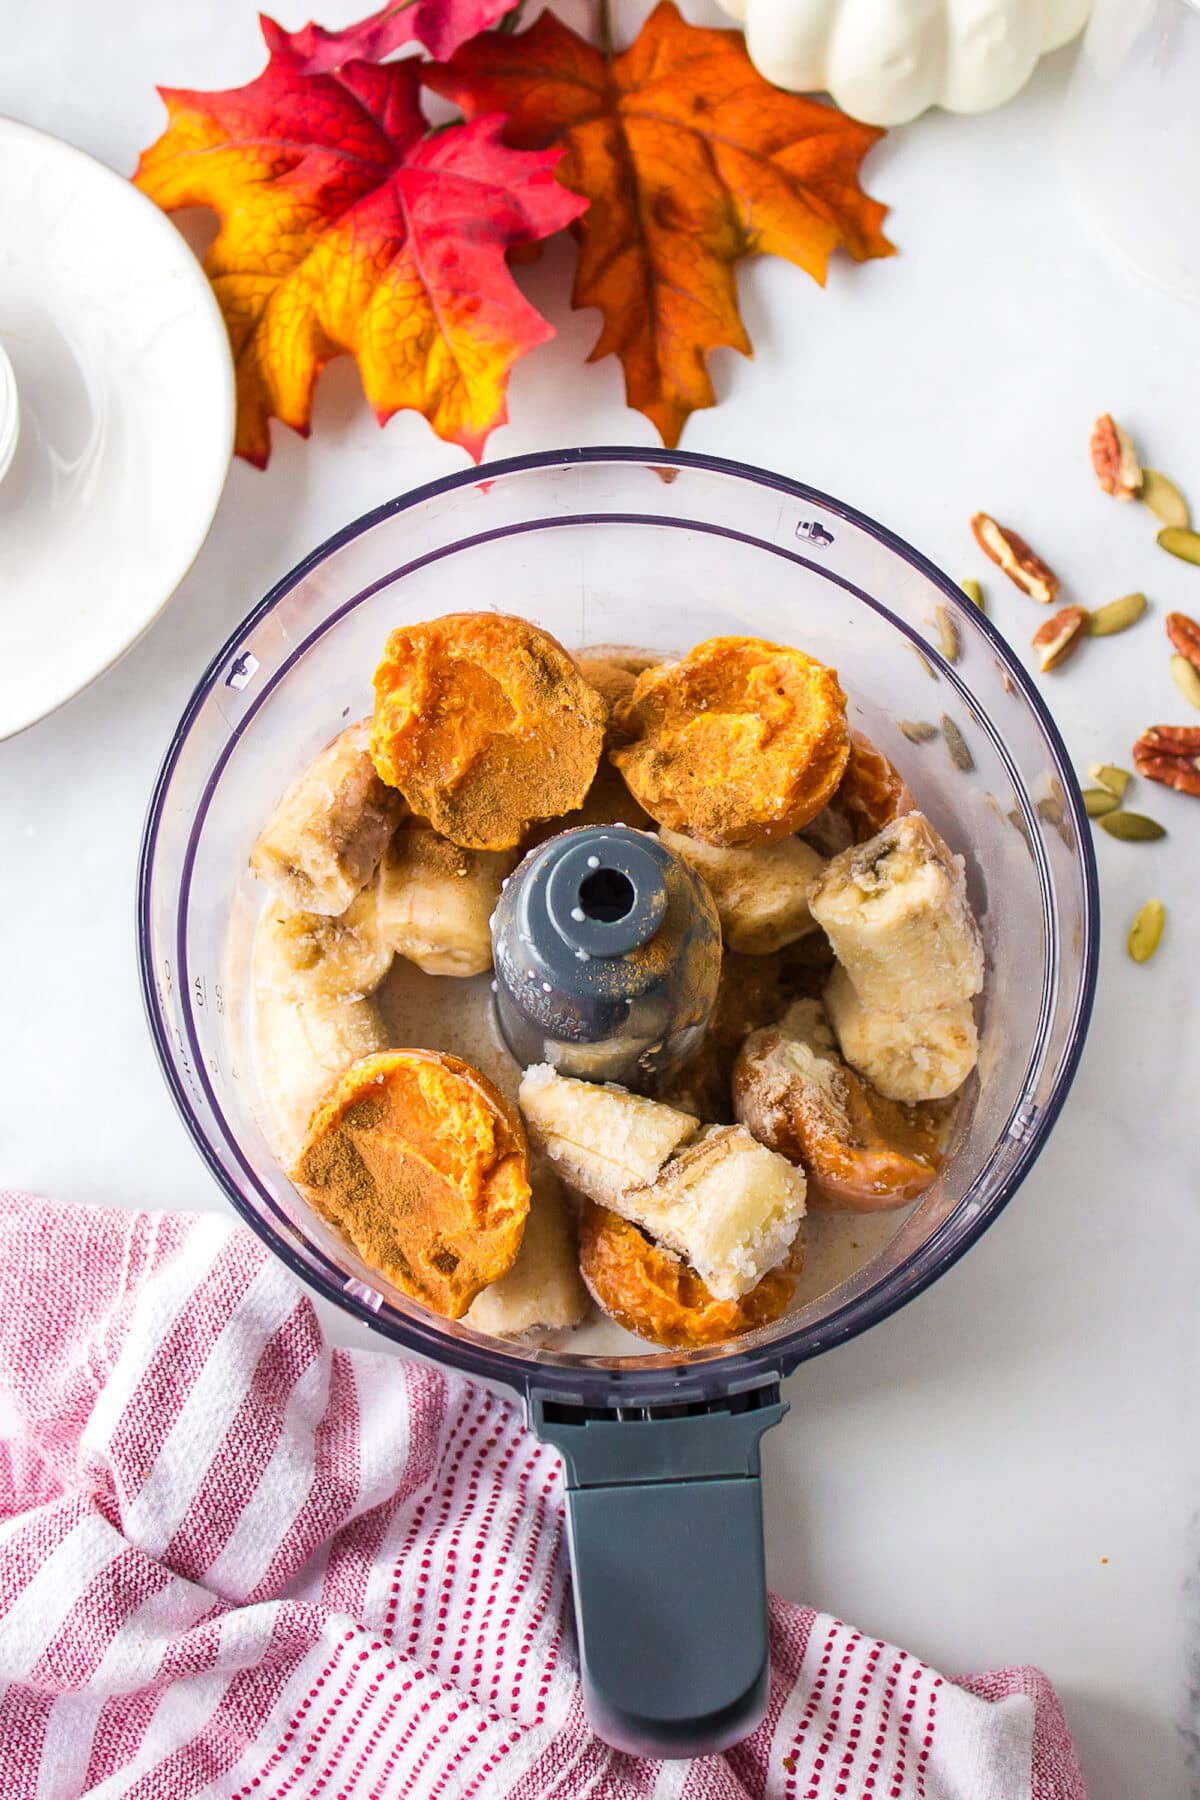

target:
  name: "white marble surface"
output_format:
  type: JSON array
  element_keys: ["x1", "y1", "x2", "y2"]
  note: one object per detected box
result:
[{"x1": 2, "y1": 4, "x2": 1199, "y2": 1795}]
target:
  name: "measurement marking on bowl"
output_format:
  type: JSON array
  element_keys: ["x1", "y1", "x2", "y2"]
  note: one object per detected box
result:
[
  {"x1": 345, "y1": 1280, "x2": 384, "y2": 1312},
  {"x1": 1008, "y1": 1100, "x2": 1039, "y2": 1142}
]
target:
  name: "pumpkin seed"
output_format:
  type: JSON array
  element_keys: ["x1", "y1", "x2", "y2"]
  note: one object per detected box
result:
[
  {"x1": 1007, "y1": 807, "x2": 1034, "y2": 852},
  {"x1": 935, "y1": 604, "x2": 961, "y2": 663},
  {"x1": 898, "y1": 719, "x2": 939, "y2": 743},
  {"x1": 1037, "y1": 779, "x2": 1075, "y2": 848},
  {"x1": 1141, "y1": 470, "x2": 1190, "y2": 531},
  {"x1": 1087, "y1": 592, "x2": 1147, "y2": 636},
  {"x1": 910, "y1": 644, "x2": 938, "y2": 680},
  {"x1": 1097, "y1": 810, "x2": 1167, "y2": 841},
  {"x1": 1089, "y1": 762, "x2": 1132, "y2": 798},
  {"x1": 1169, "y1": 652, "x2": 1200, "y2": 709},
  {"x1": 1157, "y1": 526, "x2": 1200, "y2": 566},
  {"x1": 960, "y1": 578, "x2": 985, "y2": 610},
  {"x1": 1082, "y1": 787, "x2": 1120, "y2": 817},
  {"x1": 940, "y1": 714, "x2": 974, "y2": 772},
  {"x1": 1127, "y1": 898, "x2": 1165, "y2": 963}
]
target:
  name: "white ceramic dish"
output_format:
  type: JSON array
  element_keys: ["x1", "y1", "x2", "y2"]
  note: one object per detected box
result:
[{"x1": 0, "y1": 117, "x2": 234, "y2": 740}]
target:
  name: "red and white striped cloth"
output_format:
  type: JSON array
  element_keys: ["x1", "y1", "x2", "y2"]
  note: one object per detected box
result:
[{"x1": 0, "y1": 1193, "x2": 1088, "y2": 1799}]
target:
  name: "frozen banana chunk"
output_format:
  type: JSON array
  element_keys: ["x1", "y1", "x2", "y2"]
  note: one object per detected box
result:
[
  {"x1": 466, "y1": 1162, "x2": 588, "y2": 1337},
  {"x1": 658, "y1": 828, "x2": 825, "y2": 954},
  {"x1": 518, "y1": 1064, "x2": 698, "y2": 1207},
  {"x1": 256, "y1": 997, "x2": 388, "y2": 1168},
  {"x1": 251, "y1": 720, "x2": 406, "y2": 916},
  {"x1": 255, "y1": 891, "x2": 394, "y2": 1003},
  {"x1": 609, "y1": 1125, "x2": 806, "y2": 1302},
  {"x1": 375, "y1": 824, "x2": 515, "y2": 977},
  {"x1": 824, "y1": 965, "x2": 978, "y2": 1104},
  {"x1": 808, "y1": 812, "x2": 984, "y2": 1012},
  {"x1": 252, "y1": 901, "x2": 389, "y2": 1164}
]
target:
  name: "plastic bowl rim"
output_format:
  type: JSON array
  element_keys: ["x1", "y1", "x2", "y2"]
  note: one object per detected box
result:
[{"x1": 137, "y1": 445, "x2": 1100, "y2": 1404}]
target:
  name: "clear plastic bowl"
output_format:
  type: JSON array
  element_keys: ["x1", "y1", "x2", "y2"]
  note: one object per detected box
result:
[{"x1": 139, "y1": 447, "x2": 1098, "y2": 1407}]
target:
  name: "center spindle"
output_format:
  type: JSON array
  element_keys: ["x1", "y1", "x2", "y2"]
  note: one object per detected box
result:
[{"x1": 490, "y1": 824, "x2": 722, "y2": 1088}]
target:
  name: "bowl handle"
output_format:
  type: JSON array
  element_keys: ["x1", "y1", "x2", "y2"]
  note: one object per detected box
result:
[{"x1": 531, "y1": 1382, "x2": 786, "y2": 1758}]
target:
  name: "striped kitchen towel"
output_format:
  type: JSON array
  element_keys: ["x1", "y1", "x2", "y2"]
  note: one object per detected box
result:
[{"x1": 0, "y1": 1194, "x2": 1088, "y2": 1799}]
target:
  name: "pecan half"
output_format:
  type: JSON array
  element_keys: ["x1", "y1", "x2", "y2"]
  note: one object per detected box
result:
[
  {"x1": 1090, "y1": 413, "x2": 1142, "y2": 500},
  {"x1": 1133, "y1": 725, "x2": 1200, "y2": 797},
  {"x1": 1166, "y1": 610, "x2": 1200, "y2": 672},
  {"x1": 971, "y1": 514, "x2": 1059, "y2": 604},
  {"x1": 1032, "y1": 605, "x2": 1088, "y2": 671}
]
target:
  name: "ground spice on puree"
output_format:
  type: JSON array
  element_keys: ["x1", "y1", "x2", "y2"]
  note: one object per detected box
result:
[
  {"x1": 370, "y1": 613, "x2": 607, "y2": 851},
  {"x1": 612, "y1": 636, "x2": 850, "y2": 847},
  {"x1": 293, "y1": 1048, "x2": 531, "y2": 1318}
]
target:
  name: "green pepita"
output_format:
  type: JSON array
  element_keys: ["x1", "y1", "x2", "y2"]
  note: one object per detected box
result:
[
  {"x1": 940, "y1": 714, "x2": 974, "y2": 772},
  {"x1": 1169, "y1": 653, "x2": 1200, "y2": 709},
  {"x1": 1157, "y1": 526, "x2": 1200, "y2": 566},
  {"x1": 1127, "y1": 898, "x2": 1165, "y2": 963},
  {"x1": 960, "y1": 578, "x2": 985, "y2": 610},
  {"x1": 936, "y1": 604, "x2": 961, "y2": 664},
  {"x1": 1087, "y1": 592, "x2": 1147, "y2": 636},
  {"x1": 898, "y1": 719, "x2": 939, "y2": 743},
  {"x1": 1036, "y1": 779, "x2": 1075, "y2": 848},
  {"x1": 1007, "y1": 807, "x2": 1034, "y2": 853},
  {"x1": 1082, "y1": 787, "x2": 1120, "y2": 817},
  {"x1": 1089, "y1": 763, "x2": 1132, "y2": 798},
  {"x1": 1097, "y1": 810, "x2": 1167, "y2": 842},
  {"x1": 1141, "y1": 470, "x2": 1190, "y2": 531}
]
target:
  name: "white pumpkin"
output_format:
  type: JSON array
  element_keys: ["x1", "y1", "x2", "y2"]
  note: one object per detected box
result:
[{"x1": 717, "y1": 0, "x2": 1092, "y2": 125}]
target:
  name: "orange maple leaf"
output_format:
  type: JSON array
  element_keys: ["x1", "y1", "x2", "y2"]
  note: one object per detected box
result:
[
  {"x1": 134, "y1": 51, "x2": 586, "y2": 466},
  {"x1": 431, "y1": 1, "x2": 895, "y2": 447}
]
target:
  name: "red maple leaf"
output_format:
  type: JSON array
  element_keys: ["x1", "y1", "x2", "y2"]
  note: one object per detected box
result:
[
  {"x1": 135, "y1": 52, "x2": 586, "y2": 464},
  {"x1": 261, "y1": 0, "x2": 519, "y2": 70}
]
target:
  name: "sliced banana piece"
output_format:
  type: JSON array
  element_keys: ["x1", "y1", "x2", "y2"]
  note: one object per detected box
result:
[
  {"x1": 824, "y1": 964, "x2": 978, "y2": 1104},
  {"x1": 608, "y1": 1124, "x2": 806, "y2": 1302},
  {"x1": 250, "y1": 719, "x2": 406, "y2": 915},
  {"x1": 659, "y1": 827, "x2": 825, "y2": 954},
  {"x1": 808, "y1": 812, "x2": 984, "y2": 1012},
  {"x1": 517, "y1": 1063, "x2": 698, "y2": 1207},
  {"x1": 466, "y1": 1161, "x2": 588, "y2": 1337},
  {"x1": 252, "y1": 901, "x2": 390, "y2": 1165},
  {"x1": 254, "y1": 890, "x2": 394, "y2": 1003},
  {"x1": 374, "y1": 824, "x2": 515, "y2": 977}
]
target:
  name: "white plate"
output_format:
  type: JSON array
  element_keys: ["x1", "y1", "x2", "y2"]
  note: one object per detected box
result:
[{"x1": 0, "y1": 118, "x2": 234, "y2": 739}]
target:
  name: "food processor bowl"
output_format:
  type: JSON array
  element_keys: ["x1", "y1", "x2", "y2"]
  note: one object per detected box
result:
[{"x1": 139, "y1": 449, "x2": 1098, "y2": 1756}]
